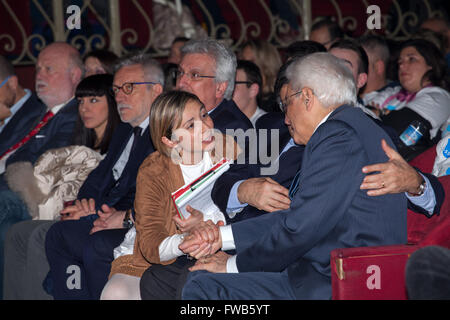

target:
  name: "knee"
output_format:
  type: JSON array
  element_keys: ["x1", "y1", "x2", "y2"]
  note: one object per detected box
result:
[
  {"x1": 181, "y1": 271, "x2": 212, "y2": 300},
  {"x1": 100, "y1": 274, "x2": 139, "y2": 300}
]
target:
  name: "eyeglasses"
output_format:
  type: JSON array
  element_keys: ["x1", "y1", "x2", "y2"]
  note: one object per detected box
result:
[
  {"x1": 0, "y1": 76, "x2": 11, "y2": 89},
  {"x1": 278, "y1": 90, "x2": 303, "y2": 113},
  {"x1": 175, "y1": 69, "x2": 216, "y2": 81},
  {"x1": 111, "y1": 82, "x2": 157, "y2": 96}
]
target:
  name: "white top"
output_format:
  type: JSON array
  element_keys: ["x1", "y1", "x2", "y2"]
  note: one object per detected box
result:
[
  {"x1": 158, "y1": 152, "x2": 227, "y2": 262},
  {"x1": 249, "y1": 106, "x2": 267, "y2": 127},
  {"x1": 365, "y1": 86, "x2": 450, "y2": 139},
  {"x1": 112, "y1": 118, "x2": 149, "y2": 181}
]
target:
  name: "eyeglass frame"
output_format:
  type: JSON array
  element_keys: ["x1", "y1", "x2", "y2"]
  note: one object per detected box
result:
[
  {"x1": 235, "y1": 80, "x2": 253, "y2": 87},
  {"x1": 175, "y1": 69, "x2": 216, "y2": 81},
  {"x1": 111, "y1": 81, "x2": 158, "y2": 96},
  {"x1": 278, "y1": 90, "x2": 303, "y2": 113},
  {"x1": 0, "y1": 75, "x2": 12, "y2": 90}
]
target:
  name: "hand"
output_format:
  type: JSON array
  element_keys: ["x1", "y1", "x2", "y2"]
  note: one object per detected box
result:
[
  {"x1": 179, "y1": 219, "x2": 224, "y2": 259},
  {"x1": 89, "y1": 204, "x2": 126, "y2": 234},
  {"x1": 360, "y1": 139, "x2": 424, "y2": 196},
  {"x1": 238, "y1": 177, "x2": 291, "y2": 212},
  {"x1": 189, "y1": 251, "x2": 230, "y2": 273},
  {"x1": 60, "y1": 198, "x2": 96, "y2": 220},
  {"x1": 172, "y1": 205, "x2": 203, "y2": 233}
]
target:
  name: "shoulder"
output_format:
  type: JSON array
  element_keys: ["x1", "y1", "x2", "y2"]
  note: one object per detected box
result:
[{"x1": 416, "y1": 86, "x2": 450, "y2": 101}]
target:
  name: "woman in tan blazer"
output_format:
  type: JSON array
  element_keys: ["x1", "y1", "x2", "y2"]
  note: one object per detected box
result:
[{"x1": 101, "y1": 90, "x2": 239, "y2": 299}]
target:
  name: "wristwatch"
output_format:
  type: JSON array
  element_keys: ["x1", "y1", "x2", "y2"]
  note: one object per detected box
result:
[
  {"x1": 123, "y1": 208, "x2": 134, "y2": 229},
  {"x1": 410, "y1": 180, "x2": 426, "y2": 197}
]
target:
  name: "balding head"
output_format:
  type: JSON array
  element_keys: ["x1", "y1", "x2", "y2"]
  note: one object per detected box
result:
[{"x1": 35, "y1": 42, "x2": 84, "y2": 108}]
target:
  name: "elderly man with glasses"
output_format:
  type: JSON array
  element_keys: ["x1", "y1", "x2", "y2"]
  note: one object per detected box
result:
[{"x1": 179, "y1": 52, "x2": 409, "y2": 300}]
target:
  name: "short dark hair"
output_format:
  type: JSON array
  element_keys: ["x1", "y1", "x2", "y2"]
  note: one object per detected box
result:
[
  {"x1": 330, "y1": 38, "x2": 369, "y2": 75},
  {"x1": 236, "y1": 59, "x2": 263, "y2": 104},
  {"x1": 285, "y1": 40, "x2": 327, "y2": 61},
  {"x1": 311, "y1": 18, "x2": 344, "y2": 42},
  {"x1": 73, "y1": 74, "x2": 120, "y2": 154},
  {"x1": 358, "y1": 34, "x2": 390, "y2": 67}
]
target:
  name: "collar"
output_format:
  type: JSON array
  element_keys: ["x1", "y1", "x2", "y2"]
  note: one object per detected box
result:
[
  {"x1": 50, "y1": 96, "x2": 74, "y2": 114},
  {"x1": 135, "y1": 117, "x2": 149, "y2": 135},
  {"x1": 313, "y1": 110, "x2": 333, "y2": 134}
]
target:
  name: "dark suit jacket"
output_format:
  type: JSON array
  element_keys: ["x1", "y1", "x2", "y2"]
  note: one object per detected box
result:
[
  {"x1": 77, "y1": 122, "x2": 155, "y2": 213},
  {"x1": 231, "y1": 105, "x2": 407, "y2": 299},
  {"x1": 0, "y1": 93, "x2": 46, "y2": 156},
  {"x1": 212, "y1": 111, "x2": 301, "y2": 223},
  {"x1": 209, "y1": 99, "x2": 253, "y2": 133},
  {"x1": 5, "y1": 98, "x2": 78, "y2": 166}
]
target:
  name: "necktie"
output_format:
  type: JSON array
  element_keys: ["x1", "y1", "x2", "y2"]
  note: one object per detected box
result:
[
  {"x1": 271, "y1": 145, "x2": 304, "y2": 189},
  {"x1": 130, "y1": 126, "x2": 142, "y2": 155},
  {"x1": 0, "y1": 110, "x2": 54, "y2": 160}
]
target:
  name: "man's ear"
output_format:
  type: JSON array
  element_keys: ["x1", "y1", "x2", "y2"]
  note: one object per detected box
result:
[
  {"x1": 249, "y1": 83, "x2": 259, "y2": 99},
  {"x1": 153, "y1": 83, "x2": 163, "y2": 97},
  {"x1": 215, "y1": 81, "x2": 227, "y2": 99},
  {"x1": 7, "y1": 75, "x2": 18, "y2": 91},
  {"x1": 303, "y1": 87, "x2": 314, "y2": 111},
  {"x1": 357, "y1": 72, "x2": 368, "y2": 89}
]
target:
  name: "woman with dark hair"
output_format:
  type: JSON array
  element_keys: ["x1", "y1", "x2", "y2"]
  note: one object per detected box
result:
[
  {"x1": 369, "y1": 39, "x2": 450, "y2": 159},
  {"x1": 72, "y1": 74, "x2": 120, "y2": 155}
]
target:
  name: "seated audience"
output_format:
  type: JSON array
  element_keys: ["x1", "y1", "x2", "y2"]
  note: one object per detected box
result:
[
  {"x1": 179, "y1": 52, "x2": 407, "y2": 300},
  {"x1": 101, "y1": 90, "x2": 239, "y2": 300},
  {"x1": 2, "y1": 73, "x2": 120, "y2": 300},
  {"x1": 44, "y1": 53, "x2": 164, "y2": 300},
  {"x1": 368, "y1": 39, "x2": 450, "y2": 159},
  {"x1": 83, "y1": 49, "x2": 118, "y2": 77},
  {"x1": 0, "y1": 55, "x2": 46, "y2": 164},
  {"x1": 232, "y1": 60, "x2": 266, "y2": 127},
  {"x1": 239, "y1": 39, "x2": 282, "y2": 112}
]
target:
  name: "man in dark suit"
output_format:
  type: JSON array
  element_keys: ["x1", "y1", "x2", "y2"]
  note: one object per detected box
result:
[
  {"x1": 0, "y1": 56, "x2": 46, "y2": 161},
  {"x1": 176, "y1": 38, "x2": 253, "y2": 134},
  {"x1": 1, "y1": 43, "x2": 82, "y2": 181},
  {"x1": 179, "y1": 53, "x2": 408, "y2": 300},
  {"x1": 44, "y1": 53, "x2": 164, "y2": 300}
]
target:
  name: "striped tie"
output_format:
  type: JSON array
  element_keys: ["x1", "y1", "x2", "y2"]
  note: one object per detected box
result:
[{"x1": 0, "y1": 110, "x2": 55, "y2": 160}]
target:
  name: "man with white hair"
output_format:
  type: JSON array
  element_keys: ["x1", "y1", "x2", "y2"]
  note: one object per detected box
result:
[
  {"x1": 179, "y1": 52, "x2": 407, "y2": 300},
  {"x1": 0, "y1": 42, "x2": 82, "y2": 178}
]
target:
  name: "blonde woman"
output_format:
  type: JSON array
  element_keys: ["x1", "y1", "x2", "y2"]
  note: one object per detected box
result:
[{"x1": 101, "y1": 90, "x2": 239, "y2": 299}]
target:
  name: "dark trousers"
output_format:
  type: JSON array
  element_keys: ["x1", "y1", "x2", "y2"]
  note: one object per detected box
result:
[
  {"x1": 140, "y1": 256, "x2": 195, "y2": 300},
  {"x1": 406, "y1": 245, "x2": 450, "y2": 300},
  {"x1": 45, "y1": 218, "x2": 128, "y2": 300}
]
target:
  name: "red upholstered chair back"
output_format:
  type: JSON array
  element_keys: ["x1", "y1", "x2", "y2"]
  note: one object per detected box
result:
[{"x1": 407, "y1": 147, "x2": 450, "y2": 248}]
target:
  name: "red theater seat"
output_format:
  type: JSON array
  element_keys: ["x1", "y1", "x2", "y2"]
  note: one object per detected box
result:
[{"x1": 331, "y1": 147, "x2": 449, "y2": 300}]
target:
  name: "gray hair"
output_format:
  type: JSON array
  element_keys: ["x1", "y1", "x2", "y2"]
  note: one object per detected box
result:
[
  {"x1": 286, "y1": 52, "x2": 356, "y2": 108},
  {"x1": 114, "y1": 52, "x2": 165, "y2": 87},
  {"x1": 0, "y1": 55, "x2": 15, "y2": 81},
  {"x1": 181, "y1": 38, "x2": 236, "y2": 100}
]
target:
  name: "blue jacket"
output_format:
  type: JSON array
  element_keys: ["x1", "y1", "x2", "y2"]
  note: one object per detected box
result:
[
  {"x1": 0, "y1": 93, "x2": 46, "y2": 157},
  {"x1": 231, "y1": 105, "x2": 408, "y2": 299}
]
